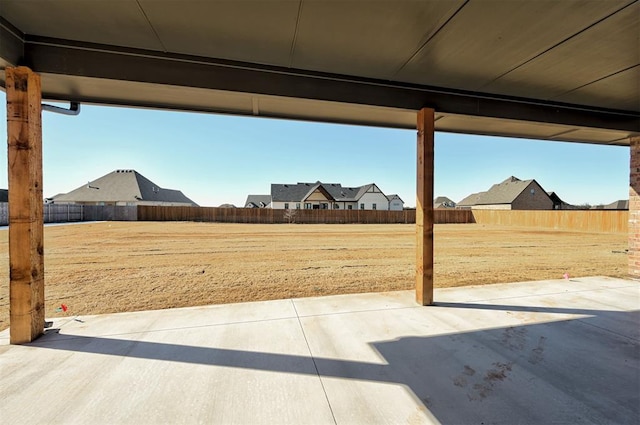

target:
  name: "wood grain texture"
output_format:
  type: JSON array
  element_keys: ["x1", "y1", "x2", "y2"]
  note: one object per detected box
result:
[
  {"x1": 416, "y1": 108, "x2": 434, "y2": 305},
  {"x1": 6, "y1": 66, "x2": 44, "y2": 344}
]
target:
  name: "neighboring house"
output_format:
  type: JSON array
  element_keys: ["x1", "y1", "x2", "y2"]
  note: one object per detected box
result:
[
  {"x1": 264, "y1": 181, "x2": 400, "y2": 210},
  {"x1": 387, "y1": 194, "x2": 404, "y2": 211},
  {"x1": 434, "y1": 196, "x2": 456, "y2": 209},
  {"x1": 356, "y1": 183, "x2": 391, "y2": 210},
  {"x1": 457, "y1": 176, "x2": 554, "y2": 210},
  {"x1": 50, "y1": 169, "x2": 198, "y2": 206},
  {"x1": 244, "y1": 195, "x2": 272, "y2": 208}
]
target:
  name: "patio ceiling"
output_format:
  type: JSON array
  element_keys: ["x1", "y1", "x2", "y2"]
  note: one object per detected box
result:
[{"x1": 1, "y1": 0, "x2": 638, "y2": 145}]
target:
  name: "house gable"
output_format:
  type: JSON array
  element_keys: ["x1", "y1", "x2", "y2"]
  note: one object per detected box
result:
[
  {"x1": 387, "y1": 194, "x2": 404, "y2": 211},
  {"x1": 302, "y1": 183, "x2": 334, "y2": 202},
  {"x1": 272, "y1": 182, "x2": 334, "y2": 202},
  {"x1": 511, "y1": 181, "x2": 554, "y2": 210},
  {"x1": 357, "y1": 184, "x2": 390, "y2": 210},
  {"x1": 353, "y1": 183, "x2": 382, "y2": 200}
]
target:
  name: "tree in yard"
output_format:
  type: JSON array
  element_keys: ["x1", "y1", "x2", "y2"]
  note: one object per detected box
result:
[{"x1": 283, "y1": 208, "x2": 297, "y2": 224}]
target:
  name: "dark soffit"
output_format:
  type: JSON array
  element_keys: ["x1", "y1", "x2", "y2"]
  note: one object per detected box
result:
[{"x1": 0, "y1": 1, "x2": 638, "y2": 145}]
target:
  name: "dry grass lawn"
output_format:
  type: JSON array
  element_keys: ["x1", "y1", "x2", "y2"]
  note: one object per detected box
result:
[{"x1": 0, "y1": 221, "x2": 628, "y2": 331}]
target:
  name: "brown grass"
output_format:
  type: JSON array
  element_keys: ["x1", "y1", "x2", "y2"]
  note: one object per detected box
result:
[{"x1": 0, "y1": 222, "x2": 628, "y2": 331}]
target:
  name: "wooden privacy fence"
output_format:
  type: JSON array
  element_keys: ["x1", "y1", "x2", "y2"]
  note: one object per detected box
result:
[
  {"x1": 137, "y1": 206, "x2": 474, "y2": 224},
  {"x1": 471, "y1": 209, "x2": 628, "y2": 233},
  {"x1": 136, "y1": 206, "x2": 627, "y2": 231},
  {"x1": 138, "y1": 206, "x2": 416, "y2": 224},
  {"x1": 0, "y1": 203, "x2": 84, "y2": 225},
  {"x1": 0, "y1": 203, "x2": 626, "y2": 232},
  {"x1": 0, "y1": 203, "x2": 137, "y2": 225},
  {"x1": 81, "y1": 205, "x2": 137, "y2": 222}
]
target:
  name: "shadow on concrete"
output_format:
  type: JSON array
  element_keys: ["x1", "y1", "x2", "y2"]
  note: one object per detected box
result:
[
  {"x1": 30, "y1": 306, "x2": 639, "y2": 424},
  {"x1": 433, "y1": 301, "x2": 633, "y2": 316}
]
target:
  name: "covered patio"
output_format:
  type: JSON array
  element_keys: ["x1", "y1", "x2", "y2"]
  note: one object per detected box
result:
[
  {"x1": 0, "y1": 6, "x2": 638, "y2": 422},
  {"x1": 1, "y1": 0, "x2": 638, "y2": 345}
]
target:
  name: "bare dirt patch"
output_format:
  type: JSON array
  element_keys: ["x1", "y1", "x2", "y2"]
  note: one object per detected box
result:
[{"x1": 0, "y1": 222, "x2": 627, "y2": 330}]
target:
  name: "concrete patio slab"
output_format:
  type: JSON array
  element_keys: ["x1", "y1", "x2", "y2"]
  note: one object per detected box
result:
[{"x1": 1, "y1": 276, "x2": 638, "y2": 424}]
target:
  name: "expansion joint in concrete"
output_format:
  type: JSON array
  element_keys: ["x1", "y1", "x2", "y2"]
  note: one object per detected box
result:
[{"x1": 290, "y1": 299, "x2": 338, "y2": 425}]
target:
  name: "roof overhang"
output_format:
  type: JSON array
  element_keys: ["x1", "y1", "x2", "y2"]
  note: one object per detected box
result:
[{"x1": 1, "y1": 1, "x2": 638, "y2": 146}]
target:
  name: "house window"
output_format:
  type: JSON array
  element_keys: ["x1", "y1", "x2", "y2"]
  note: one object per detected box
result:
[
  {"x1": 305, "y1": 203, "x2": 312, "y2": 209},
  {"x1": 372, "y1": 203, "x2": 377, "y2": 210},
  {"x1": 296, "y1": 203, "x2": 300, "y2": 209},
  {"x1": 321, "y1": 203, "x2": 328, "y2": 209},
  {"x1": 284, "y1": 203, "x2": 289, "y2": 209},
  {"x1": 348, "y1": 205, "x2": 353, "y2": 210},
  {"x1": 360, "y1": 203, "x2": 365, "y2": 210}
]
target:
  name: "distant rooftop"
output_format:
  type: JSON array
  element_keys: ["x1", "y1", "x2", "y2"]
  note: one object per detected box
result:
[
  {"x1": 51, "y1": 169, "x2": 198, "y2": 206},
  {"x1": 271, "y1": 182, "x2": 378, "y2": 203},
  {"x1": 458, "y1": 176, "x2": 540, "y2": 206}
]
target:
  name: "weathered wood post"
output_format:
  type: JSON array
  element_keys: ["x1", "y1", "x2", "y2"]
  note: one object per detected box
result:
[
  {"x1": 6, "y1": 66, "x2": 45, "y2": 344},
  {"x1": 416, "y1": 107, "x2": 434, "y2": 305}
]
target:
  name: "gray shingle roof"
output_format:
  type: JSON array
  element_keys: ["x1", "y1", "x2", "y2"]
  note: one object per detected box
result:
[
  {"x1": 434, "y1": 196, "x2": 455, "y2": 208},
  {"x1": 434, "y1": 196, "x2": 453, "y2": 205},
  {"x1": 52, "y1": 169, "x2": 198, "y2": 206},
  {"x1": 329, "y1": 186, "x2": 358, "y2": 201},
  {"x1": 244, "y1": 195, "x2": 272, "y2": 208},
  {"x1": 458, "y1": 176, "x2": 539, "y2": 206},
  {"x1": 457, "y1": 192, "x2": 483, "y2": 206},
  {"x1": 480, "y1": 177, "x2": 534, "y2": 204},
  {"x1": 270, "y1": 182, "x2": 379, "y2": 203},
  {"x1": 325, "y1": 183, "x2": 369, "y2": 202},
  {"x1": 271, "y1": 182, "x2": 320, "y2": 202}
]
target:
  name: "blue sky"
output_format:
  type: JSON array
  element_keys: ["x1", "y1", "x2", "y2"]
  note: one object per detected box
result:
[{"x1": 0, "y1": 91, "x2": 629, "y2": 208}]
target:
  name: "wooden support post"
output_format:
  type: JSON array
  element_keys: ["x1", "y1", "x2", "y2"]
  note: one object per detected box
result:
[
  {"x1": 416, "y1": 107, "x2": 434, "y2": 305},
  {"x1": 629, "y1": 136, "x2": 640, "y2": 279},
  {"x1": 6, "y1": 66, "x2": 45, "y2": 344}
]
